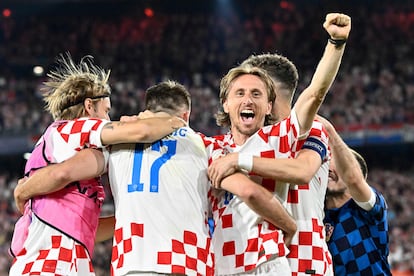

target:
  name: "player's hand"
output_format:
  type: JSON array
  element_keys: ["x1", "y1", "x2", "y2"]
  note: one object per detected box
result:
[
  {"x1": 323, "y1": 13, "x2": 351, "y2": 40},
  {"x1": 14, "y1": 177, "x2": 29, "y2": 214},
  {"x1": 137, "y1": 110, "x2": 174, "y2": 119},
  {"x1": 315, "y1": 115, "x2": 335, "y2": 136},
  {"x1": 120, "y1": 115, "x2": 139, "y2": 122},
  {"x1": 153, "y1": 111, "x2": 173, "y2": 118},
  {"x1": 283, "y1": 229, "x2": 295, "y2": 248},
  {"x1": 137, "y1": 110, "x2": 156, "y2": 119},
  {"x1": 208, "y1": 153, "x2": 239, "y2": 189}
]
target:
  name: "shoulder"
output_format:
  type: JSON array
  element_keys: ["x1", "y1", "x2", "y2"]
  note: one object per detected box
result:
[{"x1": 372, "y1": 188, "x2": 388, "y2": 209}]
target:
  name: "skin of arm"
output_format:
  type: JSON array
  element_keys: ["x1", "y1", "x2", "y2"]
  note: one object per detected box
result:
[
  {"x1": 14, "y1": 111, "x2": 185, "y2": 214},
  {"x1": 208, "y1": 150, "x2": 322, "y2": 188},
  {"x1": 294, "y1": 13, "x2": 351, "y2": 136},
  {"x1": 319, "y1": 117, "x2": 372, "y2": 202},
  {"x1": 100, "y1": 113, "x2": 186, "y2": 145},
  {"x1": 14, "y1": 148, "x2": 105, "y2": 214},
  {"x1": 220, "y1": 172, "x2": 297, "y2": 246},
  {"x1": 15, "y1": 148, "x2": 117, "y2": 243},
  {"x1": 252, "y1": 150, "x2": 322, "y2": 184}
]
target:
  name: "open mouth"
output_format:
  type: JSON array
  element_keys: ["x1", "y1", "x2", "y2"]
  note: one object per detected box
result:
[{"x1": 240, "y1": 110, "x2": 255, "y2": 123}]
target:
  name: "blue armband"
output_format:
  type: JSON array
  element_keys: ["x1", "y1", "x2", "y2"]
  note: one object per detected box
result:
[{"x1": 302, "y1": 137, "x2": 327, "y2": 162}]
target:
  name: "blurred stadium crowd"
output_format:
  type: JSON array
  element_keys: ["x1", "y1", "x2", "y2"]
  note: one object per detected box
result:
[{"x1": 0, "y1": 0, "x2": 413, "y2": 274}]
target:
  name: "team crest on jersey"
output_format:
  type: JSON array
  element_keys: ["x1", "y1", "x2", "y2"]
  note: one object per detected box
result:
[{"x1": 325, "y1": 223, "x2": 334, "y2": 242}]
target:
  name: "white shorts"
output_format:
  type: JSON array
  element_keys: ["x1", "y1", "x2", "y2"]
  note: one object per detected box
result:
[
  {"x1": 9, "y1": 214, "x2": 95, "y2": 276},
  {"x1": 217, "y1": 256, "x2": 291, "y2": 276}
]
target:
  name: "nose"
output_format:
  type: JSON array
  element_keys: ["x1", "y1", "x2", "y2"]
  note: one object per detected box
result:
[{"x1": 242, "y1": 93, "x2": 254, "y2": 104}]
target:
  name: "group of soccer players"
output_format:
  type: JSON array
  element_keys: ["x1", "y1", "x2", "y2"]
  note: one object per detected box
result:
[{"x1": 9, "y1": 12, "x2": 391, "y2": 276}]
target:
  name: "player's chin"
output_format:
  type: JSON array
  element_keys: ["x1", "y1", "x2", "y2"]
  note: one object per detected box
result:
[
  {"x1": 238, "y1": 125, "x2": 258, "y2": 137},
  {"x1": 326, "y1": 185, "x2": 346, "y2": 197}
]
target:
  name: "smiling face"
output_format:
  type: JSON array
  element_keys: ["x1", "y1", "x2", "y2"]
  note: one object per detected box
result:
[{"x1": 223, "y1": 74, "x2": 272, "y2": 142}]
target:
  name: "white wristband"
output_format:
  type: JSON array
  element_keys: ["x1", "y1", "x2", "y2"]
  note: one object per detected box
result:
[
  {"x1": 355, "y1": 188, "x2": 376, "y2": 211},
  {"x1": 238, "y1": 153, "x2": 253, "y2": 172}
]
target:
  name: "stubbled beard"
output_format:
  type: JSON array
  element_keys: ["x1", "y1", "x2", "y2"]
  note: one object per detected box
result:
[
  {"x1": 326, "y1": 187, "x2": 346, "y2": 197},
  {"x1": 235, "y1": 124, "x2": 259, "y2": 137}
]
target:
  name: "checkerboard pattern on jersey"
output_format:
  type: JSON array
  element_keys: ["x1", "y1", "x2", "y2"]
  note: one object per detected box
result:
[
  {"x1": 111, "y1": 222, "x2": 214, "y2": 275},
  {"x1": 287, "y1": 219, "x2": 332, "y2": 276},
  {"x1": 325, "y1": 194, "x2": 391, "y2": 275},
  {"x1": 218, "y1": 221, "x2": 286, "y2": 272},
  {"x1": 16, "y1": 236, "x2": 93, "y2": 275},
  {"x1": 57, "y1": 119, "x2": 103, "y2": 150}
]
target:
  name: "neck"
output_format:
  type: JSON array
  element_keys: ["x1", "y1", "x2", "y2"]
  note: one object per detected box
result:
[
  {"x1": 325, "y1": 192, "x2": 351, "y2": 209},
  {"x1": 278, "y1": 107, "x2": 291, "y2": 121},
  {"x1": 231, "y1": 131, "x2": 250, "y2": 146}
]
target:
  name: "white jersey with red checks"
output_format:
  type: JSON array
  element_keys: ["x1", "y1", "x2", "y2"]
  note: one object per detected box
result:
[
  {"x1": 10, "y1": 117, "x2": 109, "y2": 275},
  {"x1": 9, "y1": 215, "x2": 94, "y2": 276},
  {"x1": 285, "y1": 120, "x2": 333, "y2": 276},
  {"x1": 208, "y1": 109, "x2": 302, "y2": 275},
  {"x1": 108, "y1": 127, "x2": 214, "y2": 276}
]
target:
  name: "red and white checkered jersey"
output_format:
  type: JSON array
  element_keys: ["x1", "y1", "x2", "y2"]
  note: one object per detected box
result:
[
  {"x1": 10, "y1": 118, "x2": 110, "y2": 274},
  {"x1": 9, "y1": 215, "x2": 94, "y2": 276},
  {"x1": 25, "y1": 118, "x2": 109, "y2": 176},
  {"x1": 285, "y1": 121, "x2": 333, "y2": 276},
  {"x1": 41, "y1": 118, "x2": 108, "y2": 162},
  {"x1": 108, "y1": 127, "x2": 214, "y2": 276},
  {"x1": 208, "y1": 109, "x2": 302, "y2": 275}
]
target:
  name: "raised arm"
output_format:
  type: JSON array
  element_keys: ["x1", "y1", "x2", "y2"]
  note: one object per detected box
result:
[
  {"x1": 319, "y1": 116, "x2": 372, "y2": 203},
  {"x1": 294, "y1": 13, "x2": 351, "y2": 136},
  {"x1": 219, "y1": 172, "x2": 297, "y2": 246},
  {"x1": 14, "y1": 148, "x2": 105, "y2": 214}
]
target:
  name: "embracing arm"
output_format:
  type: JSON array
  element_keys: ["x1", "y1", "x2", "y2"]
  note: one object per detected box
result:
[
  {"x1": 294, "y1": 13, "x2": 351, "y2": 135},
  {"x1": 14, "y1": 148, "x2": 105, "y2": 214},
  {"x1": 209, "y1": 150, "x2": 322, "y2": 187},
  {"x1": 100, "y1": 113, "x2": 186, "y2": 145},
  {"x1": 251, "y1": 150, "x2": 322, "y2": 184},
  {"x1": 220, "y1": 172, "x2": 297, "y2": 246}
]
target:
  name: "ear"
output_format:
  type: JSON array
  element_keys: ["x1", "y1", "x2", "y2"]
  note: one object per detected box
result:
[
  {"x1": 266, "y1": 101, "x2": 272, "y2": 115},
  {"x1": 182, "y1": 111, "x2": 190, "y2": 124},
  {"x1": 83, "y1": 98, "x2": 94, "y2": 116},
  {"x1": 223, "y1": 100, "x2": 229, "y2": 113}
]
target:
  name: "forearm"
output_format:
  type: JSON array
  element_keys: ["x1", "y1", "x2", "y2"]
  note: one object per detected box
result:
[
  {"x1": 100, "y1": 116, "x2": 185, "y2": 145},
  {"x1": 295, "y1": 42, "x2": 345, "y2": 133},
  {"x1": 252, "y1": 156, "x2": 316, "y2": 184},
  {"x1": 328, "y1": 128, "x2": 361, "y2": 182},
  {"x1": 327, "y1": 126, "x2": 371, "y2": 201},
  {"x1": 14, "y1": 166, "x2": 69, "y2": 203},
  {"x1": 248, "y1": 188, "x2": 297, "y2": 236},
  {"x1": 15, "y1": 149, "x2": 105, "y2": 202},
  {"x1": 309, "y1": 42, "x2": 345, "y2": 98},
  {"x1": 221, "y1": 173, "x2": 297, "y2": 235},
  {"x1": 295, "y1": 13, "x2": 350, "y2": 134}
]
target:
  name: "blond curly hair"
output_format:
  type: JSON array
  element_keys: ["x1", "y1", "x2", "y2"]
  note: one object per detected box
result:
[{"x1": 42, "y1": 53, "x2": 111, "y2": 120}]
